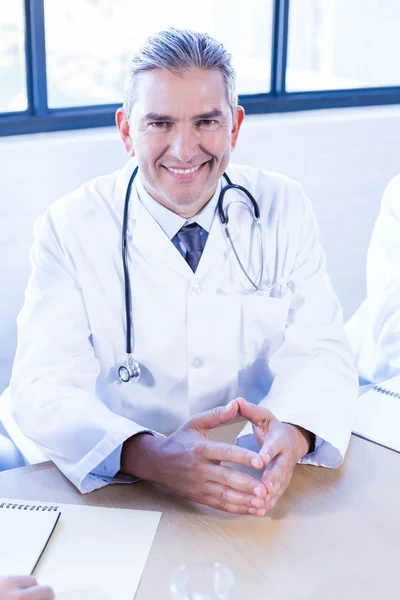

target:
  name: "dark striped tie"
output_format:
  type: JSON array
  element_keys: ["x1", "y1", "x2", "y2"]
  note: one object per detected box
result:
[{"x1": 176, "y1": 223, "x2": 204, "y2": 272}]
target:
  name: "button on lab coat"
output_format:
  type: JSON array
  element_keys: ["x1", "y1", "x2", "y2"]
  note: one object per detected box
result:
[
  {"x1": 10, "y1": 161, "x2": 358, "y2": 493},
  {"x1": 346, "y1": 174, "x2": 400, "y2": 383}
]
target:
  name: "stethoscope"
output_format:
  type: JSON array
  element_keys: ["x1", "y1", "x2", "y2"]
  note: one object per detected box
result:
[{"x1": 118, "y1": 166, "x2": 280, "y2": 383}]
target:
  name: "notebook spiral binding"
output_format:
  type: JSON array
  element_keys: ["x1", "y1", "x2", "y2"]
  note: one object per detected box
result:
[
  {"x1": 373, "y1": 385, "x2": 400, "y2": 400},
  {"x1": 0, "y1": 502, "x2": 59, "y2": 512}
]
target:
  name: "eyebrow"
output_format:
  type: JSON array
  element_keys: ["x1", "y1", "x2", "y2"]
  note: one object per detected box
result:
[{"x1": 143, "y1": 109, "x2": 225, "y2": 122}]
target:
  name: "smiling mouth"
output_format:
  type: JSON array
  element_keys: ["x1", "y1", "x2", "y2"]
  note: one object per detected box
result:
[
  {"x1": 163, "y1": 161, "x2": 209, "y2": 178},
  {"x1": 167, "y1": 165, "x2": 201, "y2": 174}
]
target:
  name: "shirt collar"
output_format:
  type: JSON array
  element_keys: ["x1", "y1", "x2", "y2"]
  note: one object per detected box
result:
[{"x1": 135, "y1": 172, "x2": 221, "y2": 240}]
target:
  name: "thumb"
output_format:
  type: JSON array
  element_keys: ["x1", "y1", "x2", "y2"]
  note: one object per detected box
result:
[
  {"x1": 237, "y1": 397, "x2": 274, "y2": 430},
  {"x1": 187, "y1": 400, "x2": 239, "y2": 432}
]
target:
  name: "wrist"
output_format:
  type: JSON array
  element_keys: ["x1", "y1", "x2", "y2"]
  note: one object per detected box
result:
[
  {"x1": 286, "y1": 424, "x2": 314, "y2": 460},
  {"x1": 120, "y1": 432, "x2": 163, "y2": 481}
]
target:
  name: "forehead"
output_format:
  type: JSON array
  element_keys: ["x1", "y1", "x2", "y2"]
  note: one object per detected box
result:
[{"x1": 133, "y1": 68, "x2": 230, "y2": 117}]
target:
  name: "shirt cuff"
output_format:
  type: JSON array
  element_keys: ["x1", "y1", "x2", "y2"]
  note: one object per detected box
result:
[{"x1": 86, "y1": 429, "x2": 166, "y2": 489}]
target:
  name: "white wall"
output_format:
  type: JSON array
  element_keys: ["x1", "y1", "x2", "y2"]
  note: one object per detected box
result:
[{"x1": 0, "y1": 104, "x2": 399, "y2": 392}]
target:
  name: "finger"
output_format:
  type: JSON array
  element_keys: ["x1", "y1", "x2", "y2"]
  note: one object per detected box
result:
[
  {"x1": 1, "y1": 576, "x2": 38, "y2": 589},
  {"x1": 205, "y1": 482, "x2": 266, "y2": 510},
  {"x1": 19, "y1": 585, "x2": 55, "y2": 600},
  {"x1": 262, "y1": 452, "x2": 286, "y2": 487},
  {"x1": 207, "y1": 463, "x2": 268, "y2": 499},
  {"x1": 259, "y1": 429, "x2": 285, "y2": 465},
  {"x1": 236, "y1": 398, "x2": 275, "y2": 428},
  {"x1": 204, "y1": 493, "x2": 266, "y2": 517},
  {"x1": 200, "y1": 441, "x2": 264, "y2": 469},
  {"x1": 188, "y1": 400, "x2": 239, "y2": 432},
  {"x1": 264, "y1": 478, "x2": 288, "y2": 512},
  {"x1": 262, "y1": 456, "x2": 292, "y2": 511}
]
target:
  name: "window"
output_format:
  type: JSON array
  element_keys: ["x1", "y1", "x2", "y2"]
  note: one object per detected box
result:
[
  {"x1": 1, "y1": 0, "x2": 399, "y2": 136},
  {"x1": 0, "y1": 1, "x2": 27, "y2": 113},
  {"x1": 44, "y1": 0, "x2": 274, "y2": 109},
  {"x1": 287, "y1": 0, "x2": 400, "y2": 92}
]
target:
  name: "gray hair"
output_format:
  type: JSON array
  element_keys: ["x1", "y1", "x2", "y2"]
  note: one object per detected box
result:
[{"x1": 122, "y1": 28, "x2": 238, "y2": 119}]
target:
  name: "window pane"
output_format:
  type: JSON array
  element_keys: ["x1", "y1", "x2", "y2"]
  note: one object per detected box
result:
[
  {"x1": 0, "y1": 0, "x2": 27, "y2": 112},
  {"x1": 287, "y1": 0, "x2": 400, "y2": 92},
  {"x1": 44, "y1": 0, "x2": 273, "y2": 108}
]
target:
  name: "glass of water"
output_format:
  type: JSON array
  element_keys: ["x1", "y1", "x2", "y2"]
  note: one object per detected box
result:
[{"x1": 170, "y1": 562, "x2": 235, "y2": 600}]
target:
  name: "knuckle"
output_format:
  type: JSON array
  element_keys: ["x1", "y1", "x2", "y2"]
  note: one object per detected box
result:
[
  {"x1": 220, "y1": 445, "x2": 233, "y2": 462},
  {"x1": 193, "y1": 443, "x2": 206, "y2": 459},
  {"x1": 218, "y1": 487, "x2": 228, "y2": 503},
  {"x1": 192, "y1": 460, "x2": 206, "y2": 479},
  {"x1": 213, "y1": 498, "x2": 225, "y2": 511},
  {"x1": 210, "y1": 406, "x2": 223, "y2": 421},
  {"x1": 235, "y1": 504, "x2": 249, "y2": 515}
]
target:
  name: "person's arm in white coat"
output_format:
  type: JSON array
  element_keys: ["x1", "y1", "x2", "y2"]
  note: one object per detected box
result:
[
  {"x1": 10, "y1": 211, "x2": 155, "y2": 493},
  {"x1": 345, "y1": 175, "x2": 400, "y2": 383},
  {"x1": 237, "y1": 185, "x2": 359, "y2": 468}
]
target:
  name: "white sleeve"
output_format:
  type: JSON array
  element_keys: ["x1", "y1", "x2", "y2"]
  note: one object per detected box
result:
[
  {"x1": 10, "y1": 211, "x2": 156, "y2": 493},
  {"x1": 346, "y1": 175, "x2": 400, "y2": 383},
  {"x1": 237, "y1": 187, "x2": 359, "y2": 467}
]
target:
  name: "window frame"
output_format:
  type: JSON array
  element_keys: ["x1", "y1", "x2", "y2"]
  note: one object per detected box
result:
[{"x1": 1, "y1": 0, "x2": 400, "y2": 137}]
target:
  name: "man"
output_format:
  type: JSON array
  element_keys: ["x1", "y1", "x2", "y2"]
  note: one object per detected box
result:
[
  {"x1": 10, "y1": 28, "x2": 358, "y2": 516},
  {"x1": 0, "y1": 576, "x2": 53, "y2": 600},
  {"x1": 346, "y1": 174, "x2": 400, "y2": 383}
]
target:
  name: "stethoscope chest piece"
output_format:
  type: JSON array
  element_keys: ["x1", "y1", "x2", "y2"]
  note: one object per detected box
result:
[{"x1": 118, "y1": 356, "x2": 141, "y2": 383}]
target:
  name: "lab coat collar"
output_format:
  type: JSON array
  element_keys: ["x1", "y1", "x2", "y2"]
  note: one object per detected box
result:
[
  {"x1": 113, "y1": 160, "x2": 241, "y2": 281},
  {"x1": 134, "y1": 172, "x2": 220, "y2": 239}
]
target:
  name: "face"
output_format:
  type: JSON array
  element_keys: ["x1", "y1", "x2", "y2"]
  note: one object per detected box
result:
[{"x1": 116, "y1": 68, "x2": 244, "y2": 218}]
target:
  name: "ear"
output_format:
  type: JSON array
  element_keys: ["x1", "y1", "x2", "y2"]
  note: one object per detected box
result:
[
  {"x1": 230, "y1": 106, "x2": 245, "y2": 151},
  {"x1": 116, "y1": 108, "x2": 135, "y2": 156}
]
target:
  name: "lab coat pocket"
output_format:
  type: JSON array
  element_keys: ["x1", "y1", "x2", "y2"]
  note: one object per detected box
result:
[{"x1": 240, "y1": 291, "x2": 291, "y2": 357}]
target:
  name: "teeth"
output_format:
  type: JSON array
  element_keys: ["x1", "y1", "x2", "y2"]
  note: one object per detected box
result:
[{"x1": 167, "y1": 165, "x2": 201, "y2": 174}]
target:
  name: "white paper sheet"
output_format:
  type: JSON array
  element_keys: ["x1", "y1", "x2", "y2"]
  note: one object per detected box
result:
[
  {"x1": 3, "y1": 499, "x2": 161, "y2": 600},
  {"x1": 0, "y1": 501, "x2": 60, "y2": 576}
]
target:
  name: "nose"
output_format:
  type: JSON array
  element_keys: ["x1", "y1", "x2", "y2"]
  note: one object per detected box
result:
[{"x1": 169, "y1": 127, "x2": 199, "y2": 163}]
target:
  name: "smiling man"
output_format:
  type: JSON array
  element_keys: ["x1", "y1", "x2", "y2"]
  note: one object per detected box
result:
[{"x1": 10, "y1": 28, "x2": 358, "y2": 516}]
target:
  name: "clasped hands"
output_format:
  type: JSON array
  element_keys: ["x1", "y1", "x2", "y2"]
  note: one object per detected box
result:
[{"x1": 121, "y1": 398, "x2": 312, "y2": 517}]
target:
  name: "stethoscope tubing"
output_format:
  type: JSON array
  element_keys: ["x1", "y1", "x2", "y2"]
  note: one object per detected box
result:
[{"x1": 122, "y1": 166, "x2": 138, "y2": 356}]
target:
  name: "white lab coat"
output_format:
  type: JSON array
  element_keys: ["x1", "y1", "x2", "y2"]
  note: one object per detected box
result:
[
  {"x1": 346, "y1": 174, "x2": 400, "y2": 383},
  {"x1": 10, "y1": 161, "x2": 358, "y2": 493}
]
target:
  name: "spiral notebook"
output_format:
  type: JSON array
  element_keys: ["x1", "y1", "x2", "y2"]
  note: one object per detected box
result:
[
  {"x1": 0, "y1": 500, "x2": 60, "y2": 576},
  {"x1": 0, "y1": 498, "x2": 161, "y2": 599},
  {"x1": 353, "y1": 374, "x2": 400, "y2": 452}
]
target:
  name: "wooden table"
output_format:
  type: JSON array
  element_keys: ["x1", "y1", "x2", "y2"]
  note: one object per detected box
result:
[{"x1": 0, "y1": 424, "x2": 399, "y2": 600}]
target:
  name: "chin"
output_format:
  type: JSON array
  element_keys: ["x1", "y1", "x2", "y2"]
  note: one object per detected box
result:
[{"x1": 172, "y1": 197, "x2": 199, "y2": 207}]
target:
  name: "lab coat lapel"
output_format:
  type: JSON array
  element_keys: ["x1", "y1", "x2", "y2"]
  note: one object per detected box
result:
[{"x1": 130, "y1": 197, "x2": 194, "y2": 278}]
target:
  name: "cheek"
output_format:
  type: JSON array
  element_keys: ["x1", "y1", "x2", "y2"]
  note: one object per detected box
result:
[
  {"x1": 134, "y1": 135, "x2": 162, "y2": 165},
  {"x1": 204, "y1": 131, "x2": 232, "y2": 158}
]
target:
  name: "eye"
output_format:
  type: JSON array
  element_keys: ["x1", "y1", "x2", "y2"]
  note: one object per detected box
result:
[
  {"x1": 197, "y1": 119, "x2": 218, "y2": 128},
  {"x1": 149, "y1": 121, "x2": 173, "y2": 129}
]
